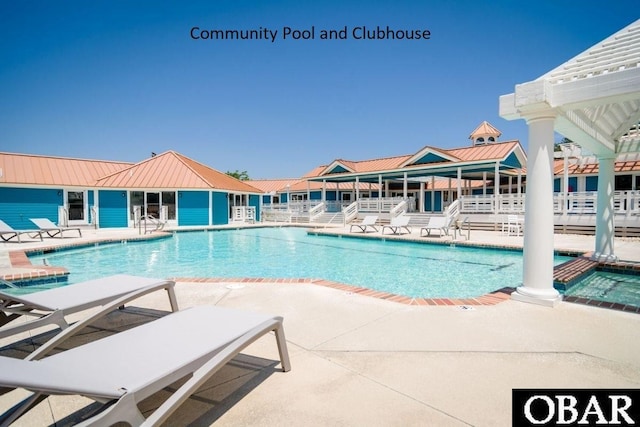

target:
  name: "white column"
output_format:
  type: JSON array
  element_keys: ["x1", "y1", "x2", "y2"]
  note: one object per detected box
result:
[
  {"x1": 431, "y1": 176, "x2": 435, "y2": 213},
  {"x1": 563, "y1": 153, "x2": 569, "y2": 214},
  {"x1": 483, "y1": 172, "x2": 487, "y2": 195},
  {"x1": 456, "y1": 168, "x2": 462, "y2": 201},
  {"x1": 355, "y1": 176, "x2": 360, "y2": 202},
  {"x1": 512, "y1": 114, "x2": 561, "y2": 307},
  {"x1": 378, "y1": 175, "x2": 382, "y2": 200},
  {"x1": 322, "y1": 180, "x2": 326, "y2": 202},
  {"x1": 306, "y1": 180, "x2": 311, "y2": 204},
  {"x1": 419, "y1": 182, "x2": 425, "y2": 213},
  {"x1": 592, "y1": 155, "x2": 618, "y2": 262},
  {"x1": 494, "y1": 162, "x2": 500, "y2": 213},
  {"x1": 403, "y1": 172, "x2": 408, "y2": 199}
]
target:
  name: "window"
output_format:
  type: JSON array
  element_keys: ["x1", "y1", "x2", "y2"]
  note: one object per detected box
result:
[
  {"x1": 67, "y1": 191, "x2": 84, "y2": 221},
  {"x1": 615, "y1": 175, "x2": 632, "y2": 191}
]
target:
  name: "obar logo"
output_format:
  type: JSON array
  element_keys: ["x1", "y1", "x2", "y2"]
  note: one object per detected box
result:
[{"x1": 513, "y1": 389, "x2": 638, "y2": 426}]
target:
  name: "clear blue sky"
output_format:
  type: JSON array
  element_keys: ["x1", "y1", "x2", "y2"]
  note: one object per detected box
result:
[{"x1": 0, "y1": 1, "x2": 637, "y2": 179}]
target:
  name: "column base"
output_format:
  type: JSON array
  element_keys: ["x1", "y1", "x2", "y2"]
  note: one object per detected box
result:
[
  {"x1": 590, "y1": 252, "x2": 619, "y2": 263},
  {"x1": 511, "y1": 286, "x2": 562, "y2": 307}
]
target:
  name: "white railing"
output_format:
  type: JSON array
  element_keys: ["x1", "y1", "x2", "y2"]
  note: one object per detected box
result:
[
  {"x1": 232, "y1": 206, "x2": 257, "y2": 223},
  {"x1": 389, "y1": 200, "x2": 408, "y2": 218},
  {"x1": 357, "y1": 197, "x2": 410, "y2": 213},
  {"x1": 57, "y1": 206, "x2": 69, "y2": 227},
  {"x1": 445, "y1": 199, "x2": 460, "y2": 219},
  {"x1": 460, "y1": 191, "x2": 640, "y2": 216},
  {"x1": 309, "y1": 202, "x2": 326, "y2": 222},
  {"x1": 90, "y1": 206, "x2": 99, "y2": 229},
  {"x1": 342, "y1": 201, "x2": 359, "y2": 224}
]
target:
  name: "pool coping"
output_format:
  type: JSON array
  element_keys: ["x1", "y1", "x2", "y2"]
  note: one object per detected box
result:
[{"x1": 2, "y1": 227, "x2": 639, "y2": 313}]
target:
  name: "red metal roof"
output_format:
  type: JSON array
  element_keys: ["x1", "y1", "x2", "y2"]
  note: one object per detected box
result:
[
  {"x1": 95, "y1": 151, "x2": 261, "y2": 192},
  {"x1": 0, "y1": 152, "x2": 131, "y2": 186}
]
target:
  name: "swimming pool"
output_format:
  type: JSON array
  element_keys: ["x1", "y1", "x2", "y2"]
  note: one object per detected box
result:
[
  {"x1": 25, "y1": 227, "x2": 573, "y2": 299},
  {"x1": 563, "y1": 270, "x2": 640, "y2": 308}
]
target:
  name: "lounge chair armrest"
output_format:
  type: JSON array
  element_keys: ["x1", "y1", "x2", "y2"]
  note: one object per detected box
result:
[
  {"x1": 141, "y1": 317, "x2": 290, "y2": 426},
  {"x1": 26, "y1": 280, "x2": 178, "y2": 361}
]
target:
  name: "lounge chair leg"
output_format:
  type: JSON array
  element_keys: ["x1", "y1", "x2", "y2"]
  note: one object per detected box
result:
[
  {"x1": 275, "y1": 324, "x2": 291, "y2": 372},
  {"x1": 75, "y1": 393, "x2": 145, "y2": 427}
]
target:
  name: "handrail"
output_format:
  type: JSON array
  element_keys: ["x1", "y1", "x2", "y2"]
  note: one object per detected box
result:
[
  {"x1": 342, "y1": 201, "x2": 358, "y2": 225},
  {"x1": 389, "y1": 200, "x2": 407, "y2": 218},
  {"x1": 90, "y1": 206, "x2": 99, "y2": 229},
  {"x1": 454, "y1": 216, "x2": 471, "y2": 240},
  {"x1": 139, "y1": 214, "x2": 166, "y2": 235},
  {"x1": 57, "y1": 206, "x2": 69, "y2": 227},
  {"x1": 309, "y1": 202, "x2": 326, "y2": 222}
]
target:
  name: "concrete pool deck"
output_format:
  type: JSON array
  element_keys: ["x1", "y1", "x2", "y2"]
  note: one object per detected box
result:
[{"x1": 0, "y1": 225, "x2": 639, "y2": 425}]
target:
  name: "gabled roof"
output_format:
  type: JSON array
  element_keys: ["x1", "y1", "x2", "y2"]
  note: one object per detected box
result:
[
  {"x1": 247, "y1": 179, "x2": 299, "y2": 193},
  {"x1": 95, "y1": 151, "x2": 261, "y2": 193},
  {"x1": 469, "y1": 121, "x2": 501, "y2": 139},
  {"x1": 0, "y1": 152, "x2": 131, "y2": 186},
  {"x1": 401, "y1": 146, "x2": 459, "y2": 167},
  {"x1": 315, "y1": 154, "x2": 411, "y2": 177}
]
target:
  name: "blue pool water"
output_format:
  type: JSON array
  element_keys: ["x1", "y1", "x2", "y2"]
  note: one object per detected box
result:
[
  {"x1": 564, "y1": 270, "x2": 640, "y2": 307},
  {"x1": 24, "y1": 227, "x2": 574, "y2": 299}
]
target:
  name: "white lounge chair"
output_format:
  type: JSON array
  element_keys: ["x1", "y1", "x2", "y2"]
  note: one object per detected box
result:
[
  {"x1": 381, "y1": 215, "x2": 411, "y2": 235},
  {"x1": 0, "y1": 304, "x2": 291, "y2": 426},
  {"x1": 0, "y1": 274, "x2": 178, "y2": 340},
  {"x1": 0, "y1": 220, "x2": 43, "y2": 243},
  {"x1": 29, "y1": 217, "x2": 83, "y2": 238},
  {"x1": 350, "y1": 215, "x2": 379, "y2": 233},
  {"x1": 420, "y1": 216, "x2": 454, "y2": 237}
]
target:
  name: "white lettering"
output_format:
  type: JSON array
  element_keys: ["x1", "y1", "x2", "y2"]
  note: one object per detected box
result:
[
  {"x1": 578, "y1": 395, "x2": 607, "y2": 424},
  {"x1": 556, "y1": 395, "x2": 579, "y2": 424},
  {"x1": 524, "y1": 395, "x2": 555, "y2": 424},
  {"x1": 610, "y1": 395, "x2": 634, "y2": 424}
]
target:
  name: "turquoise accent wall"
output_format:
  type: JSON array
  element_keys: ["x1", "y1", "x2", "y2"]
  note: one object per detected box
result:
[
  {"x1": 249, "y1": 194, "x2": 260, "y2": 222},
  {"x1": 178, "y1": 191, "x2": 209, "y2": 226},
  {"x1": 310, "y1": 191, "x2": 321, "y2": 200},
  {"x1": 586, "y1": 176, "x2": 598, "y2": 191},
  {"x1": 424, "y1": 191, "x2": 443, "y2": 212},
  {"x1": 412, "y1": 152, "x2": 447, "y2": 165},
  {"x1": 325, "y1": 191, "x2": 337, "y2": 201},
  {"x1": 0, "y1": 187, "x2": 62, "y2": 229},
  {"x1": 88, "y1": 191, "x2": 95, "y2": 224},
  {"x1": 212, "y1": 191, "x2": 229, "y2": 225},
  {"x1": 98, "y1": 190, "x2": 128, "y2": 228},
  {"x1": 280, "y1": 193, "x2": 288, "y2": 203}
]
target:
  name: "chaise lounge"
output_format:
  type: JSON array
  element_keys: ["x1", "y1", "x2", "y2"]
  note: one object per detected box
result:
[
  {"x1": 29, "y1": 217, "x2": 83, "y2": 238},
  {"x1": 381, "y1": 215, "x2": 411, "y2": 235},
  {"x1": 0, "y1": 220, "x2": 44, "y2": 244},
  {"x1": 0, "y1": 303, "x2": 291, "y2": 426},
  {"x1": 0, "y1": 274, "x2": 178, "y2": 340},
  {"x1": 420, "y1": 216, "x2": 454, "y2": 237},
  {"x1": 350, "y1": 215, "x2": 379, "y2": 233}
]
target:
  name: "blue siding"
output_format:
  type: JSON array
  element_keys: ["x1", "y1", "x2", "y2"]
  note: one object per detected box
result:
[
  {"x1": 98, "y1": 190, "x2": 128, "y2": 228},
  {"x1": 310, "y1": 191, "x2": 321, "y2": 200},
  {"x1": 280, "y1": 193, "x2": 288, "y2": 203},
  {"x1": 325, "y1": 191, "x2": 337, "y2": 201},
  {"x1": 0, "y1": 187, "x2": 62, "y2": 229},
  {"x1": 178, "y1": 191, "x2": 209, "y2": 226},
  {"x1": 88, "y1": 191, "x2": 95, "y2": 224},
  {"x1": 586, "y1": 176, "x2": 598, "y2": 191},
  {"x1": 424, "y1": 191, "x2": 443, "y2": 212},
  {"x1": 212, "y1": 191, "x2": 229, "y2": 225},
  {"x1": 412, "y1": 152, "x2": 448, "y2": 165},
  {"x1": 249, "y1": 194, "x2": 260, "y2": 222},
  {"x1": 554, "y1": 178, "x2": 561, "y2": 193}
]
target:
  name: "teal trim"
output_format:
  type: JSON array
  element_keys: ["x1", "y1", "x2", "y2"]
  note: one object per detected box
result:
[
  {"x1": 326, "y1": 165, "x2": 349, "y2": 174},
  {"x1": 98, "y1": 190, "x2": 128, "y2": 228},
  {"x1": 212, "y1": 191, "x2": 229, "y2": 225},
  {"x1": 249, "y1": 194, "x2": 260, "y2": 222},
  {"x1": 178, "y1": 191, "x2": 209, "y2": 226},
  {"x1": 412, "y1": 152, "x2": 448, "y2": 165},
  {"x1": 503, "y1": 152, "x2": 522, "y2": 169},
  {"x1": 586, "y1": 176, "x2": 598, "y2": 191},
  {"x1": 0, "y1": 187, "x2": 62, "y2": 229}
]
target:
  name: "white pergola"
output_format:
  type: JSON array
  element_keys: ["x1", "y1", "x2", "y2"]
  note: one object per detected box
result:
[{"x1": 500, "y1": 19, "x2": 640, "y2": 306}]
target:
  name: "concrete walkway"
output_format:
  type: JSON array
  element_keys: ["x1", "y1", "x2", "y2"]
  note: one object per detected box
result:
[{"x1": 0, "y1": 225, "x2": 639, "y2": 426}]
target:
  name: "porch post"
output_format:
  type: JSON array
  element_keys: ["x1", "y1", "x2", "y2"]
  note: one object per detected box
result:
[
  {"x1": 378, "y1": 175, "x2": 382, "y2": 200},
  {"x1": 592, "y1": 154, "x2": 618, "y2": 262},
  {"x1": 355, "y1": 176, "x2": 360, "y2": 202},
  {"x1": 511, "y1": 113, "x2": 561, "y2": 307},
  {"x1": 307, "y1": 180, "x2": 311, "y2": 204},
  {"x1": 419, "y1": 182, "x2": 425, "y2": 213},
  {"x1": 431, "y1": 176, "x2": 435, "y2": 213},
  {"x1": 403, "y1": 172, "x2": 408, "y2": 199},
  {"x1": 322, "y1": 179, "x2": 326, "y2": 203},
  {"x1": 563, "y1": 152, "x2": 569, "y2": 214},
  {"x1": 456, "y1": 167, "x2": 462, "y2": 201},
  {"x1": 494, "y1": 162, "x2": 500, "y2": 214},
  {"x1": 483, "y1": 172, "x2": 487, "y2": 195}
]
